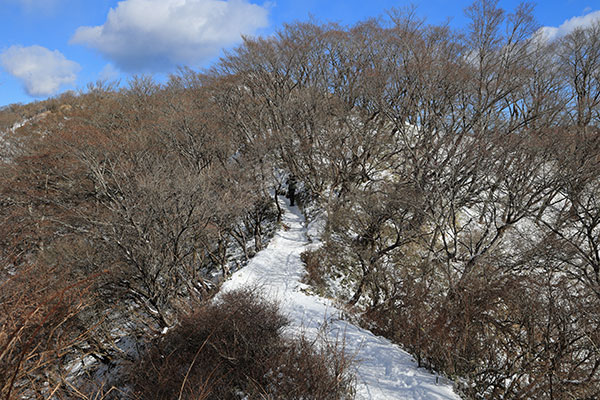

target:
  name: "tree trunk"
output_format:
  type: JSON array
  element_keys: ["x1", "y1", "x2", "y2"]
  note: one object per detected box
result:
[{"x1": 274, "y1": 190, "x2": 282, "y2": 223}]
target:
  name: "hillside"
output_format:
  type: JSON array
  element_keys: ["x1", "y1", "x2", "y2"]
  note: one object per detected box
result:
[{"x1": 2, "y1": 1, "x2": 600, "y2": 398}]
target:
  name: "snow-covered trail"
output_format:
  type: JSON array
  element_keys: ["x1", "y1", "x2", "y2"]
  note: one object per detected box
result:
[{"x1": 221, "y1": 199, "x2": 460, "y2": 400}]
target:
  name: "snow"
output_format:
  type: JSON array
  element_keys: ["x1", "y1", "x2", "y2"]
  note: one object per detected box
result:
[{"x1": 220, "y1": 197, "x2": 460, "y2": 400}]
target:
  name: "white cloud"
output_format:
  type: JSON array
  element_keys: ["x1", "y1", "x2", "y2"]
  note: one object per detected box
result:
[
  {"x1": 538, "y1": 10, "x2": 600, "y2": 41},
  {"x1": 70, "y1": 0, "x2": 269, "y2": 72},
  {"x1": 99, "y1": 63, "x2": 120, "y2": 81},
  {"x1": 0, "y1": 45, "x2": 80, "y2": 97}
]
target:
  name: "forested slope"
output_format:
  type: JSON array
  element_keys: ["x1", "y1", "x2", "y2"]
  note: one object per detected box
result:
[{"x1": 2, "y1": 1, "x2": 600, "y2": 398}]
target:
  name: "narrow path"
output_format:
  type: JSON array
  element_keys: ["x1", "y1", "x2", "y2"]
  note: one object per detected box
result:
[{"x1": 220, "y1": 198, "x2": 460, "y2": 400}]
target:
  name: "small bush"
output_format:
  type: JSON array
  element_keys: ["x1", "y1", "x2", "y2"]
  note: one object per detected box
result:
[
  {"x1": 126, "y1": 289, "x2": 354, "y2": 399},
  {"x1": 301, "y1": 249, "x2": 327, "y2": 293}
]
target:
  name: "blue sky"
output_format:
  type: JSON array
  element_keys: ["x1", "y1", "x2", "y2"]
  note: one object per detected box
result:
[{"x1": 0, "y1": 0, "x2": 597, "y2": 106}]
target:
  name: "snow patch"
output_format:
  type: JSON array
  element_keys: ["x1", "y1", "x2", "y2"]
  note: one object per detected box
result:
[{"x1": 220, "y1": 199, "x2": 460, "y2": 400}]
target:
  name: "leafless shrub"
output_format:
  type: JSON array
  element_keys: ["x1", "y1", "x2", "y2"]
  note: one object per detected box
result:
[
  {"x1": 125, "y1": 289, "x2": 354, "y2": 400},
  {"x1": 0, "y1": 263, "x2": 100, "y2": 399},
  {"x1": 300, "y1": 249, "x2": 328, "y2": 292}
]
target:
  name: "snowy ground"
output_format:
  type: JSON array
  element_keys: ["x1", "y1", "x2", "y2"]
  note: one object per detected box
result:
[{"x1": 221, "y1": 198, "x2": 460, "y2": 400}]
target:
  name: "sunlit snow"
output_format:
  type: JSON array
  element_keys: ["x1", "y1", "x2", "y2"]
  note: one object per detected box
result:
[{"x1": 221, "y1": 197, "x2": 460, "y2": 400}]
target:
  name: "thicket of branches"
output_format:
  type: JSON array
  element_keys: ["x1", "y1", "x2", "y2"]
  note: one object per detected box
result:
[
  {"x1": 209, "y1": 1, "x2": 600, "y2": 398},
  {"x1": 2, "y1": 0, "x2": 600, "y2": 398},
  {"x1": 127, "y1": 289, "x2": 353, "y2": 400},
  {"x1": 0, "y1": 74, "x2": 286, "y2": 396}
]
